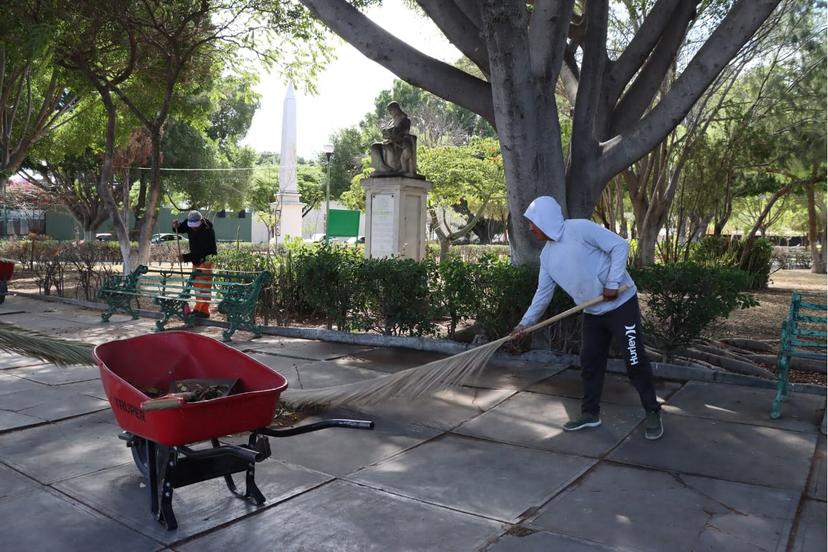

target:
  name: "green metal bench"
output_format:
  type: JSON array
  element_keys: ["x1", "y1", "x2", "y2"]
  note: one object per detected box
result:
[
  {"x1": 98, "y1": 265, "x2": 271, "y2": 342},
  {"x1": 771, "y1": 291, "x2": 826, "y2": 420}
]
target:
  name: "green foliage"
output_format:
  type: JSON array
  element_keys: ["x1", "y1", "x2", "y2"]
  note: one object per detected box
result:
[
  {"x1": 632, "y1": 262, "x2": 758, "y2": 360},
  {"x1": 689, "y1": 236, "x2": 774, "y2": 289},
  {"x1": 295, "y1": 243, "x2": 361, "y2": 330},
  {"x1": 352, "y1": 257, "x2": 437, "y2": 336},
  {"x1": 465, "y1": 255, "x2": 538, "y2": 340}
]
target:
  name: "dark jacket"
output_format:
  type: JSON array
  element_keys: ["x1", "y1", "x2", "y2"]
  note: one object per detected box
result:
[{"x1": 173, "y1": 219, "x2": 217, "y2": 264}]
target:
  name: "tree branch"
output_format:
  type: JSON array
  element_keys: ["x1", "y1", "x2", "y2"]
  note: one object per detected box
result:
[
  {"x1": 416, "y1": 0, "x2": 490, "y2": 76},
  {"x1": 607, "y1": 0, "x2": 681, "y2": 103},
  {"x1": 609, "y1": 0, "x2": 696, "y2": 135},
  {"x1": 600, "y1": 0, "x2": 782, "y2": 182},
  {"x1": 299, "y1": 0, "x2": 494, "y2": 124},
  {"x1": 528, "y1": 0, "x2": 575, "y2": 81}
]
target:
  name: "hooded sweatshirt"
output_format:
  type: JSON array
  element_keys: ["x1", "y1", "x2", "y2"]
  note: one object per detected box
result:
[{"x1": 518, "y1": 196, "x2": 636, "y2": 326}]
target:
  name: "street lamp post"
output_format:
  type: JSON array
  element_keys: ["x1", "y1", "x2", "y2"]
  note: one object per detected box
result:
[{"x1": 322, "y1": 143, "x2": 334, "y2": 240}]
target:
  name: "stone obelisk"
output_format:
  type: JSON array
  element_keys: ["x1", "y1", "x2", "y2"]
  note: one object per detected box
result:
[{"x1": 273, "y1": 83, "x2": 303, "y2": 242}]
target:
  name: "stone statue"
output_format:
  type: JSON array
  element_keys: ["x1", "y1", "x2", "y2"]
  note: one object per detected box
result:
[{"x1": 370, "y1": 101, "x2": 420, "y2": 178}]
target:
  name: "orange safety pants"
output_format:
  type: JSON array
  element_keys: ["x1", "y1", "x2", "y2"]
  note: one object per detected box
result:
[{"x1": 192, "y1": 262, "x2": 214, "y2": 315}]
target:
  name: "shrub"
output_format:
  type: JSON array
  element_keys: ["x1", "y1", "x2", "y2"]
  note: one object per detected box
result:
[
  {"x1": 352, "y1": 256, "x2": 437, "y2": 336},
  {"x1": 294, "y1": 243, "x2": 361, "y2": 330},
  {"x1": 437, "y1": 255, "x2": 476, "y2": 338},
  {"x1": 465, "y1": 255, "x2": 537, "y2": 340},
  {"x1": 632, "y1": 262, "x2": 757, "y2": 360},
  {"x1": 689, "y1": 236, "x2": 773, "y2": 290}
]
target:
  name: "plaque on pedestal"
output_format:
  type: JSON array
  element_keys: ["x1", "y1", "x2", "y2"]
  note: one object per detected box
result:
[{"x1": 363, "y1": 176, "x2": 432, "y2": 261}]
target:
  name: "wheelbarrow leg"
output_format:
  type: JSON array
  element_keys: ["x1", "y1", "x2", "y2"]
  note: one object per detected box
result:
[
  {"x1": 147, "y1": 441, "x2": 159, "y2": 517},
  {"x1": 155, "y1": 445, "x2": 178, "y2": 530},
  {"x1": 211, "y1": 438, "x2": 265, "y2": 505}
]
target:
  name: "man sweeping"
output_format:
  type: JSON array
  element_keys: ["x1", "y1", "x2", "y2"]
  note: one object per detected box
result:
[
  {"x1": 511, "y1": 196, "x2": 663, "y2": 440},
  {"x1": 172, "y1": 211, "x2": 217, "y2": 319}
]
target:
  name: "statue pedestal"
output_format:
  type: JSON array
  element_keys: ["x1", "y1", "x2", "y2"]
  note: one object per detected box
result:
[
  {"x1": 363, "y1": 176, "x2": 432, "y2": 261},
  {"x1": 272, "y1": 190, "x2": 304, "y2": 243}
]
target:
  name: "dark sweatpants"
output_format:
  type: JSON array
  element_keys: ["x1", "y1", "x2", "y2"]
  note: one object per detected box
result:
[{"x1": 580, "y1": 294, "x2": 660, "y2": 416}]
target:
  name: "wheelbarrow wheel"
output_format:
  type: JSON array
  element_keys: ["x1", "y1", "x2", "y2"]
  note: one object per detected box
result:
[{"x1": 131, "y1": 437, "x2": 150, "y2": 478}]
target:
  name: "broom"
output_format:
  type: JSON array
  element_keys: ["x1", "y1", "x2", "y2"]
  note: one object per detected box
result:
[
  {"x1": 0, "y1": 322, "x2": 94, "y2": 365},
  {"x1": 283, "y1": 289, "x2": 625, "y2": 409}
]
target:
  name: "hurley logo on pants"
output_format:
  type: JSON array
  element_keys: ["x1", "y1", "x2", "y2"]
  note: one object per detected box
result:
[{"x1": 624, "y1": 324, "x2": 639, "y2": 365}]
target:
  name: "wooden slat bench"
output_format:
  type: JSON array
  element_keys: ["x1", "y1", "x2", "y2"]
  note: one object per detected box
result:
[
  {"x1": 98, "y1": 265, "x2": 271, "y2": 342},
  {"x1": 771, "y1": 291, "x2": 827, "y2": 421}
]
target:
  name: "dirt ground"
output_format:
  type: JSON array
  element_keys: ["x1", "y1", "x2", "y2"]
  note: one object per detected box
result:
[{"x1": 711, "y1": 269, "x2": 826, "y2": 385}]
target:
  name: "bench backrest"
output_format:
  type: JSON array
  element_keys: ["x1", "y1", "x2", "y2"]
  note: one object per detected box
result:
[
  {"x1": 781, "y1": 292, "x2": 827, "y2": 360},
  {"x1": 136, "y1": 266, "x2": 270, "y2": 305}
]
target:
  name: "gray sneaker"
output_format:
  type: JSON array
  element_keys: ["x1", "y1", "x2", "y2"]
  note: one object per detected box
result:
[
  {"x1": 563, "y1": 414, "x2": 602, "y2": 432},
  {"x1": 645, "y1": 411, "x2": 663, "y2": 440}
]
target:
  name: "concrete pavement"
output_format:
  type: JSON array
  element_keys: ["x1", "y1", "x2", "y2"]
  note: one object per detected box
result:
[{"x1": 0, "y1": 294, "x2": 824, "y2": 551}]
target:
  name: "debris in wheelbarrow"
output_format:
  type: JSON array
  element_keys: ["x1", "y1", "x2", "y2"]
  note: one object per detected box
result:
[
  {"x1": 94, "y1": 332, "x2": 374, "y2": 531},
  {"x1": 141, "y1": 378, "x2": 240, "y2": 410}
]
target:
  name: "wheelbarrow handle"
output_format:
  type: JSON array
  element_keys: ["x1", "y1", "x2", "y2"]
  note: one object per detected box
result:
[
  {"x1": 257, "y1": 419, "x2": 374, "y2": 438},
  {"x1": 141, "y1": 392, "x2": 195, "y2": 411}
]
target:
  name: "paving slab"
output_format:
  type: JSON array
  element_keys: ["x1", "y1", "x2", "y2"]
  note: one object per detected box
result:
[
  {"x1": 0, "y1": 462, "x2": 37, "y2": 498},
  {"x1": 351, "y1": 433, "x2": 594, "y2": 522},
  {"x1": 807, "y1": 435, "x2": 826, "y2": 501},
  {"x1": 0, "y1": 409, "x2": 45, "y2": 432},
  {"x1": 664, "y1": 381, "x2": 824, "y2": 432},
  {"x1": 608, "y1": 413, "x2": 818, "y2": 490},
  {"x1": 0, "y1": 372, "x2": 45, "y2": 395},
  {"x1": 350, "y1": 387, "x2": 515, "y2": 431},
  {"x1": 16, "y1": 391, "x2": 110, "y2": 422},
  {"x1": 486, "y1": 530, "x2": 620, "y2": 552},
  {"x1": 791, "y1": 499, "x2": 827, "y2": 552},
  {"x1": 0, "y1": 352, "x2": 46, "y2": 370},
  {"x1": 531, "y1": 462, "x2": 800, "y2": 552},
  {"x1": 266, "y1": 415, "x2": 441, "y2": 477},
  {"x1": 59, "y1": 378, "x2": 108, "y2": 401},
  {"x1": 0, "y1": 486, "x2": 160, "y2": 552},
  {"x1": 178, "y1": 479, "x2": 504, "y2": 552},
  {"x1": 243, "y1": 339, "x2": 374, "y2": 361},
  {"x1": 0, "y1": 312, "x2": 99, "y2": 333},
  {"x1": 293, "y1": 360, "x2": 386, "y2": 389},
  {"x1": 528, "y1": 367, "x2": 681, "y2": 407},
  {"x1": 455, "y1": 391, "x2": 645, "y2": 457},
  {"x1": 55, "y1": 456, "x2": 332, "y2": 544},
  {"x1": 0, "y1": 411, "x2": 128, "y2": 484},
  {"x1": 337, "y1": 346, "x2": 450, "y2": 373},
  {"x1": 464, "y1": 360, "x2": 567, "y2": 392},
  {"x1": 7, "y1": 363, "x2": 99, "y2": 385}
]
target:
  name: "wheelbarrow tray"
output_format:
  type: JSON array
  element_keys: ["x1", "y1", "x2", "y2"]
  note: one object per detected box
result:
[{"x1": 94, "y1": 332, "x2": 287, "y2": 446}]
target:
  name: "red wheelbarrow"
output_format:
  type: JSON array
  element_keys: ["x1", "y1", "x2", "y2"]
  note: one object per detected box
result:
[
  {"x1": 94, "y1": 332, "x2": 373, "y2": 530},
  {"x1": 0, "y1": 259, "x2": 14, "y2": 304}
]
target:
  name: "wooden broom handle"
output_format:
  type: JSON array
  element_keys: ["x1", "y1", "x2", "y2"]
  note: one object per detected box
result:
[{"x1": 490, "y1": 285, "x2": 631, "y2": 347}]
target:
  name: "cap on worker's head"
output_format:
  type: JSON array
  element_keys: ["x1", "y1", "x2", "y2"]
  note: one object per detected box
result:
[
  {"x1": 524, "y1": 196, "x2": 565, "y2": 241},
  {"x1": 186, "y1": 210, "x2": 203, "y2": 228}
]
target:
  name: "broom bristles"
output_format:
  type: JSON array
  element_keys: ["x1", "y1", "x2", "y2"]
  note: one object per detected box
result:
[
  {"x1": 282, "y1": 339, "x2": 503, "y2": 408},
  {"x1": 0, "y1": 322, "x2": 95, "y2": 366},
  {"x1": 281, "y1": 290, "x2": 619, "y2": 409}
]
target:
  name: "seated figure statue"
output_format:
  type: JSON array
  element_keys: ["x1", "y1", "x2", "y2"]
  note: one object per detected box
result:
[{"x1": 370, "y1": 101, "x2": 419, "y2": 177}]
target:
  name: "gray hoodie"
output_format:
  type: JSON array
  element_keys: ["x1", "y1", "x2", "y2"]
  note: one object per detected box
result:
[{"x1": 518, "y1": 196, "x2": 636, "y2": 326}]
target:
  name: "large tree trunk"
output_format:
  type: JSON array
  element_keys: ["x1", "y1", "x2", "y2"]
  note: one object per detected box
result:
[
  {"x1": 133, "y1": 129, "x2": 163, "y2": 268},
  {"x1": 481, "y1": 2, "x2": 567, "y2": 265},
  {"x1": 96, "y1": 88, "x2": 133, "y2": 272},
  {"x1": 805, "y1": 179, "x2": 826, "y2": 274}
]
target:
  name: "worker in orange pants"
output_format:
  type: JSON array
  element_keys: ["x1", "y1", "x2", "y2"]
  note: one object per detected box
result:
[{"x1": 172, "y1": 211, "x2": 218, "y2": 318}]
